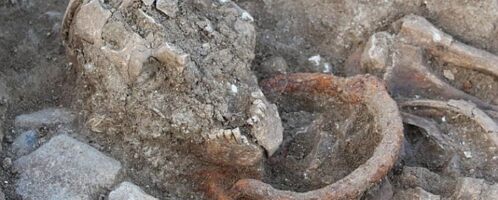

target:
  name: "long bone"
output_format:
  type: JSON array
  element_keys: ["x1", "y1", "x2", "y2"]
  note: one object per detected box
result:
[
  {"x1": 357, "y1": 15, "x2": 498, "y2": 111},
  {"x1": 398, "y1": 15, "x2": 498, "y2": 78},
  {"x1": 384, "y1": 43, "x2": 498, "y2": 111}
]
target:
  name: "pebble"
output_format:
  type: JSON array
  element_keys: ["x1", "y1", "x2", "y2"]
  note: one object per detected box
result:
[
  {"x1": 14, "y1": 108, "x2": 75, "y2": 130},
  {"x1": 394, "y1": 187, "x2": 440, "y2": 200},
  {"x1": 109, "y1": 182, "x2": 158, "y2": 200},
  {"x1": 156, "y1": 0, "x2": 178, "y2": 18},
  {"x1": 2, "y1": 157, "x2": 12, "y2": 169},
  {"x1": 12, "y1": 130, "x2": 38, "y2": 157},
  {"x1": 443, "y1": 70, "x2": 455, "y2": 80}
]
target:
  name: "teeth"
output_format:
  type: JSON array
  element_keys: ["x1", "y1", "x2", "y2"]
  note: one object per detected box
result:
[
  {"x1": 232, "y1": 128, "x2": 243, "y2": 143},
  {"x1": 240, "y1": 136, "x2": 249, "y2": 144},
  {"x1": 216, "y1": 129, "x2": 225, "y2": 139},
  {"x1": 251, "y1": 90, "x2": 264, "y2": 99},
  {"x1": 206, "y1": 128, "x2": 248, "y2": 144},
  {"x1": 223, "y1": 129, "x2": 233, "y2": 141}
]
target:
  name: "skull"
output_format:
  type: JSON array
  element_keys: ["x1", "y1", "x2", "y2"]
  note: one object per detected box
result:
[{"x1": 62, "y1": 0, "x2": 283, "y2": 195}]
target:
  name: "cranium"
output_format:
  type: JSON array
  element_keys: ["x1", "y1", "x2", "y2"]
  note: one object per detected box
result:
[{"x1": 62, "y1": 0, "x2": 283, "y2": 197}]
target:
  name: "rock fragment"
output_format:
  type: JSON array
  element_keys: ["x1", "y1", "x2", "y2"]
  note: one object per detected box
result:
[
  {"x1": 361, "y1": 31, "x2": 393, "y2": 75},
  {"x1": 142, "y1": 0, "x2": 155, "y2": 6},
  {"x1": 109, "y1": 182, "x2": 158, "y2": 200},
  {"x1": 394, "y1": 187, "x2": 441, "y2": 200},
  {"x1": 14, "y1": 135, "x2": 122, "y2": 200},
  {"x1": 443, "y1": 70, "x2": 455, "y2": 80},
  {"x1": 11, "y1": 130, "x2": 38, "y2": 157},
  {"x1": 14, "y1": 108, "x2": 75, "y2": 130},
  {"x1": 2, "y1": 157, "x2": 12, "y2": 169},
  {"x1": 156, "y1": 0, "x2": 178, "y2": 18},
  {"x1": 445, "y1": 177, "x2": 498, "y2": 199},
  {"x1": 258, "y1": 56, "x2": 288, "y2": 78}
]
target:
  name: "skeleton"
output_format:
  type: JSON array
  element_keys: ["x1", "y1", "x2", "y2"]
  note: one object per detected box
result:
[
  {"x1": 348, "y1": 15, "x2": 498, "y2": 183},
  {"x1": 349, "y1": 15, "x2": 498, "y2": 112},
  {"x1": 62, "y1": 0, "x2": 283, "y2": 197}
]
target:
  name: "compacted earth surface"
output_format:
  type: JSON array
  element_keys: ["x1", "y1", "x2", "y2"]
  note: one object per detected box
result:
[{"x1": 1, "y1": 0, "x2": 498, "y2": 199}]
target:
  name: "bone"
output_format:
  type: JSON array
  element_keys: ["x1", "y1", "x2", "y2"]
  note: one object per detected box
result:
[
  {"x1": 384, "y1": 43, "x2": 498, "y2": 111},
  {"x1": 247, "y1": 91, "x2": 283, "y2": 156},
  {"x1": 101, "y1": 33, "x2": 152, "y2": 83},
  {"x1": 361, "y1": 31, "x2": 394, "y2": 76},
  {"x1": 398, "y1": 15, "x2": 498, "y2": 78},
  {"x1": 152, "y1": 43, "x2": 189, "y2": 71},
  {"x1": 70, "y1": 0, "x2": 111, "y2": 45},
  {"x1": 401, "y1": 99, "x2": 498, "y2": 146},
  {"x1": 203, "y1": 133, "x2": 263, "y2": 167},
  {"x1": 401, "y1": 112, "x2": 451, "y2": 150},
  {"x1": 357, "y1": 15, "x2": 498, "y2": 111}
]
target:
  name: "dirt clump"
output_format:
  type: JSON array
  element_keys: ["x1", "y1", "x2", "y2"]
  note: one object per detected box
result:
[{"x1": 1, "y1": 0, "x2": 498, "y2": 199}]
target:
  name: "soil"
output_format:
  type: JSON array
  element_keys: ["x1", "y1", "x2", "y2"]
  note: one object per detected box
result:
[{"x1": 1, "y1": 0, "x2": 498, "y2": 199}]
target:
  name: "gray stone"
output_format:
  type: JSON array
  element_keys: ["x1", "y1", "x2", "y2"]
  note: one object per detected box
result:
[
  {"x1": 14, "y1": 108, "x2": 75, "y2": 130},
  {"x1": 450, "y1": 177, "x2": 485, "y2": 200},
  {"x1": 394, "y1": 187, "x2": 441, "y2": 200},
  {"x1": 482, "y1": 183, "x2": 498, "y2": 200},
  {"x1": 0, "y1": 78, "x2": 10, "y2": 152},
  {"x1": 2, "y1": 157, "x2": 12, "y2": 169},
  {"x1": 156, "y1": 0, "x2": 178, "y2": 18},
  {"x1": 12, "y1": 130, "x2": 38, "y2": 157},
  {"x1": 364, "y1": 178, "x2": 394, "y2": 200},
  {"x1": 14, "y1": 134, "x2": 122, "y2": 200},
  {"x1": 259, "y1": 56, "x2": 288, "y2": 77},
  {"x1": 447, "y1": 177, "x2": 498, "y2": 200},
  {"x1": 141, "y1": 0, "x2": 155, "y2": 6},
  {"x1": 108, "y1": 182, "x2": 157, "y2": 200}
]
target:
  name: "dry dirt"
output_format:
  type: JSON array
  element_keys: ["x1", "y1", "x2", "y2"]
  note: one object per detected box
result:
[{"x1": 1, "y1": 0, "x2": 498, "y2": 199}]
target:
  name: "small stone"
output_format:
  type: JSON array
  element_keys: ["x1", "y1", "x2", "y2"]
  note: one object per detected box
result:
[
  {"x1": 217, "y1": 0, "x2": 230, "y2": 4},
  {"x1": 450, "y1": 177, "x2": 485, "y2": 199},
  {"x1": 308, "y1": 55, "x2": 322, "y2": 66},
  {"x1": 4, "y1": 134, "x2": 13, "y2": 143},
  {"x1": 482, "y1": 183, "x2": 498, "y2": 200},
  {"x1": 109, "y1": 182, "x2": 158, "y2": 200},
  {"x1": 12, "y1": 130, "x2": 38, "y2": 157},
  {"x1": 363, "y1": 178, "x2": 394, "y2": 200},
  {"x1": 14, "y1": 134, "x2": 122, "y2": 200},
  {"x1": 14, "y1": 108, "x2": 75, "y2": 130},
  {"x1": 142, "y1": 0, "x2": 155, "y2": 6},
  {"x1": 443, "y1": 70, "x2": 455, "y2": 80},
  {"x1": 230, "y1": 84, "x2": 238, "y2": 94},
  {"x1": 463, "y1": 151, "x2": 472, "y2": 158},
  {"x1": 259, "y1": 56, "x2": 288, "y2": 77},
  {"x1": 394, "y1": 187, "x2": 440, "y2": 200},
  {"x1": 2, "y1": 157, "x2": 12, "y2": 169},
  {"x1": 156, "y1": 0, "x2": 178, "y2": 18},
  {"x1": 0, "y1": 188, "x2": 4, "y2": 200},
  {"x1": 241, "y1": 11, "x2": 254, "y2": 22},
  {"x1": 361, "y1": 31, "x2": 393, "y2": 73}
]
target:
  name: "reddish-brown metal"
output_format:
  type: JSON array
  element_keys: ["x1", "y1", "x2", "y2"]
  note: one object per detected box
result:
[{"x1": 226, "y1": 73, "x2": 404, "y2": 200}]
